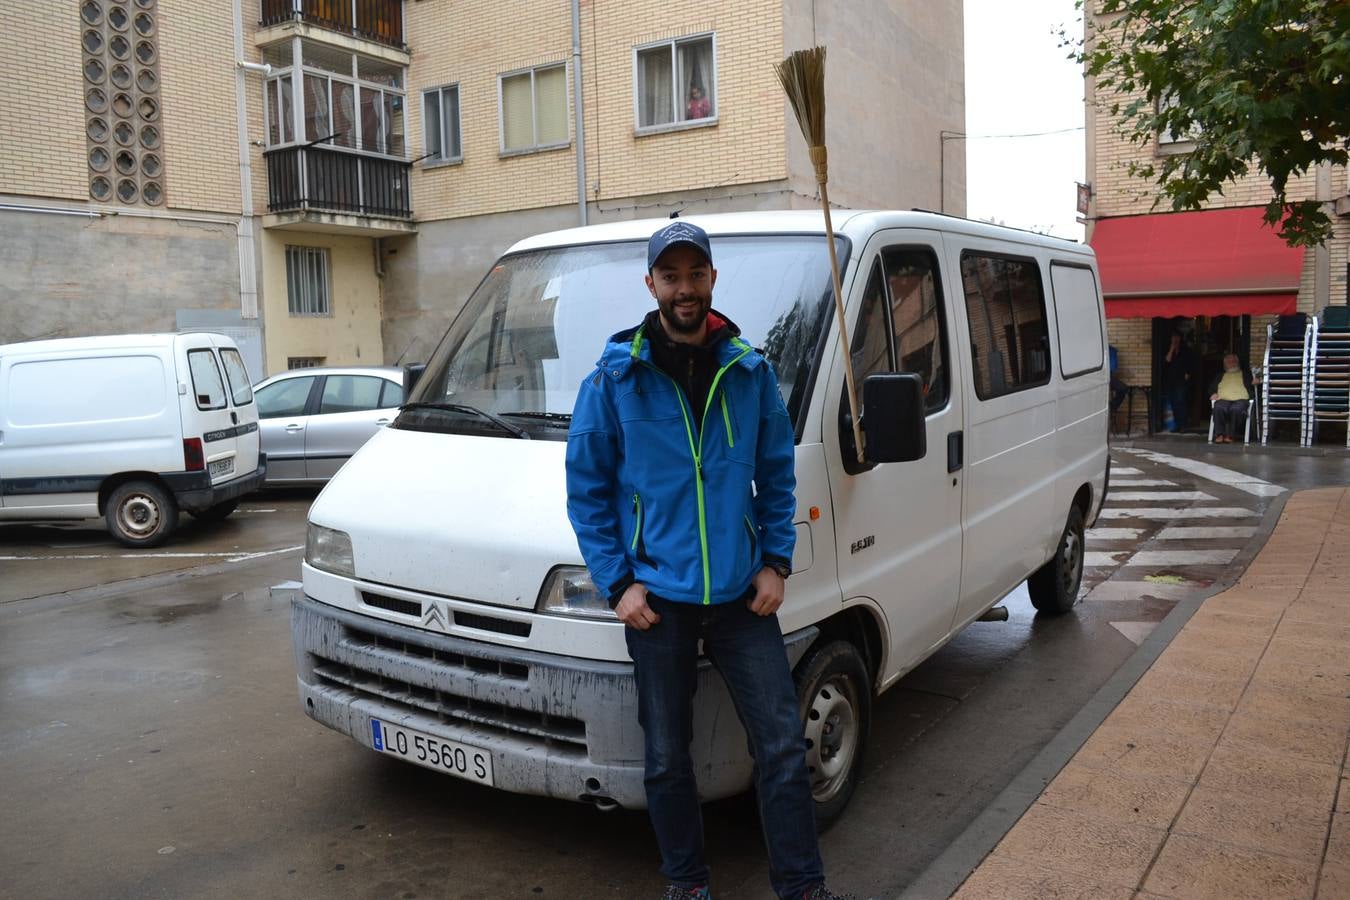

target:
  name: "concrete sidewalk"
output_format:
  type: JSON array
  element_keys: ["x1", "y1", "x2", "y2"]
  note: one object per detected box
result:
[{"x1": 951, "y1": 487, "x2": 1350, "y2": 900}]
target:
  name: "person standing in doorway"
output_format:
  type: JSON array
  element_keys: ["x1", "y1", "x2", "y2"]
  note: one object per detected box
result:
[
  {"x1": 1208, "y1": 353, "x2": 1254, "y2": 442},
  {"x1": 1162, "y1": 332, "x2": 1196, "y2": 431},
  {"x1": 565, "y1": 221, "x2": 849, "y2": 900}
]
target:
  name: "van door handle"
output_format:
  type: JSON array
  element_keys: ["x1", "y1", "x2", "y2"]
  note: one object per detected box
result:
[
  {"x1": 284, "y1": 423, "x2": 304, "y2": 432},
  {"x1": 375, "y1": 418, "x2": 391, "y2": 426},
  {"x1": 947, "y1": 431, "x2": 963, "y2": 473}
]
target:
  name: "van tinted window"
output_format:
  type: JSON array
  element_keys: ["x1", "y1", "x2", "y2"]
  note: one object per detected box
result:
[
  {"x1": 220, "y1": 348, "x2": 254, "y2": 406},
  {"x1": 884, "y1": 247, "x2": 949, "y2": 412},
  {"x1": 187, "y1": 349, "x2": 228, "y2": 410},
  {"x1": 960, "y1": 253, "x2": 1051, "y2": 400}
]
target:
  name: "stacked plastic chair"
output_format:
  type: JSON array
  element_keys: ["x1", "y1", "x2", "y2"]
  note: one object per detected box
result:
[
  {"x1": 1305, "y1": 307, "x2": 1350, "y2": 447},
  {"x1": 1261, "y1": 313, "x2": 1310, "y2": 445}
]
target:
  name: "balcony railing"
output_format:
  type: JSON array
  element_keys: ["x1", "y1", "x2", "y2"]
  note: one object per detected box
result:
[
  {"x1": 260, "y1": 0, "x2": 404, "y2": 49},
  {"x1": 265, "y1": 145, "x2": 411, "y2": 219}
]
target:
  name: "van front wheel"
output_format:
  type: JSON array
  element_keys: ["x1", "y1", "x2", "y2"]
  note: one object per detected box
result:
[
  {"x1": 1027, "y1": 504, "x2": 1085, "y2": 614},
  {"x1": 106, "y1": 481, "x2": 178, "y2": 548},
  {"x1": 794, "y1": 640, "x2": 870, "y2": 829}
]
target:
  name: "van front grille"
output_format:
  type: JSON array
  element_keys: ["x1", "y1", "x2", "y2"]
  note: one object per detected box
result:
[{"x1": 361, "y1": 591, "x2": 421, "y2": 617}]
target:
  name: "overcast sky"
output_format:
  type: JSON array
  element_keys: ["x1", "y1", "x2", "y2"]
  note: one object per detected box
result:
[{"x1": 964, "y1": 0, "x2": 1086, "y2": 241}]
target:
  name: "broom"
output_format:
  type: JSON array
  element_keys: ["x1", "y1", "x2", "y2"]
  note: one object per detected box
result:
[{"x1": 775, "y1": 46, "x2": 865, "y2": 464}]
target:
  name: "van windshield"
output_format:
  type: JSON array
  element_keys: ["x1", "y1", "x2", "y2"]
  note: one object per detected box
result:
[{"x1": 402, "y1": 234, "x2": 845, "y2": 440}]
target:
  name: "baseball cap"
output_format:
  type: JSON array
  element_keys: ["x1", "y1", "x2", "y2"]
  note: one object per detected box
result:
[{"x1": 647, "y1": 221, "x2": 713, "y2": 270}]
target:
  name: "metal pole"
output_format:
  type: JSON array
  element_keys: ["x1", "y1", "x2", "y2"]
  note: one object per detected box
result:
[{"x1": 571, "y1": 0, "x2": 588, "y2": 226}]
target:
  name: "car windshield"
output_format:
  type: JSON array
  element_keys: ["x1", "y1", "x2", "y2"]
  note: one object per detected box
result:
[{"x1": 403, "y1": 234, "x2": 845, "y2": 439}]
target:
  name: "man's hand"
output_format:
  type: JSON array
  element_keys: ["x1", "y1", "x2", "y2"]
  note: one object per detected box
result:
[
  {"x1": 615, "y1": 582, "x2": 661, "y2": 630},
  {"x1": 748, "y1": 566, "x2": 785, "y2": 616},
  {"x1": 1210, "y1": 393, "x2": 1220, "y2": 403}
]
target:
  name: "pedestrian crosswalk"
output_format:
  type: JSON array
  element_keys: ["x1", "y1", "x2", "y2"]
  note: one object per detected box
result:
[{"x1": 1080, "y1": 449, "x2": 1285, "y2": 646}]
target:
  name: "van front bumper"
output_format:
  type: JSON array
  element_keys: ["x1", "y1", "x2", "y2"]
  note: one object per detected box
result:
[
  {"x1": 164, "y1": 454, "x2": 266, "y2": 512},
  {"x1": 285, "y1": 589, "x2": 816, "y2": 809}
]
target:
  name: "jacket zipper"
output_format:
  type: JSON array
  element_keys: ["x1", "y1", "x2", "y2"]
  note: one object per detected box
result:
[
  {"x1": 630, "y1": 492, "x2": 643, "y2": 552},
  {"x1": 637, "y1": 338, "x2": 753, "y2": 604}
]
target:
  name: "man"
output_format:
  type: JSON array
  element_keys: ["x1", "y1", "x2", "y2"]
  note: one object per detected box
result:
[
  {"x1": 1162, "y1": 332, "x2": 1196, "y2": 431},
  {"x1": 565, "y1": 221, "x2": 848, "y2": 900},
  {"x1": 1208, "y1": 353, "x2": 1254, "y2": 443}
]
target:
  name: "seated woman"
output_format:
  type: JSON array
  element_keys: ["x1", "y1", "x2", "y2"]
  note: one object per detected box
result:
[{"x1": 1208, "y1": 353, "x2": 1254, "y2": 443}]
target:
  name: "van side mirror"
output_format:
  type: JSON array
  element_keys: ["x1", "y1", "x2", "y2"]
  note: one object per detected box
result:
[
  {"x1": 402, "y1": 363, "x2": 426, "y2": 402},
  {"x1": 861, "y1": 373, "x2": 926, "y2": 464}
]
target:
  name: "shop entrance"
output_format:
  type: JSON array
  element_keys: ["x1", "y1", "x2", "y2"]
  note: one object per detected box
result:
[{"x1": 1150, "y1": 315, "x2": 1251, "y2": 433}]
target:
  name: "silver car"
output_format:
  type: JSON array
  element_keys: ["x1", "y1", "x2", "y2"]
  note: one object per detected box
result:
[{"x1": 252, "y1": 366, "x2": 403, "y2": 485}]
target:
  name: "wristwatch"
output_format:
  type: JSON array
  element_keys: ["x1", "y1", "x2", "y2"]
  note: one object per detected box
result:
[{"x1": 767, "y1": 561, "x2": 792, "y2": 579}]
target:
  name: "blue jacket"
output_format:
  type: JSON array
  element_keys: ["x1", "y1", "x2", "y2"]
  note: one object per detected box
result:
[{"x1": 565, "y1": 315, "x2": 797, "y2": 606}]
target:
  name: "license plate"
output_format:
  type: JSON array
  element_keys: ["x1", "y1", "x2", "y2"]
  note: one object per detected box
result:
[
  {"x1": 370, "y1": 718, "x2": 494, "y2": 785},
  {"x1": 208, "y1": 457, "x2": 234, "y2": 478}
]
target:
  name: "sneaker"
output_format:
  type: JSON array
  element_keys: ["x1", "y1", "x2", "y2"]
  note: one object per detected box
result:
[
  {"x1": 802, "y1": 885, "x2": 855, "y2": 900},
  {"x1": 661, "y1": 885, "x2": 711, "y2": 900}
]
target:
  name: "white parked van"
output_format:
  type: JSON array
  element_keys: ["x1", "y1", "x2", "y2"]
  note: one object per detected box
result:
[
  {"x1": 0, "y1": 333, "x2": 265, "y2": 547},
  {"x1": 291, "y1": 211, "x2": 1108, "y2": 822}
]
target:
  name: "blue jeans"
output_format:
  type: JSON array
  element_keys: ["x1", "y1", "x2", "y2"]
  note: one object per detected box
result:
[{"x1": 625, "y1": 593, "x2": 824, "y2": 899}]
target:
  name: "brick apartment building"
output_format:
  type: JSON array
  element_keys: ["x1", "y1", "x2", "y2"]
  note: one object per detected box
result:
[
  {"x1": 0, "y1": 0, "x2": 965, "y2": 379},
  {"x1": 1082, "y1": 2, "x2": 1350, "y2": 436}
]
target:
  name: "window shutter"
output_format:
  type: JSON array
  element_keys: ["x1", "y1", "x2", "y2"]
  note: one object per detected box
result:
[
  {"x1": 534, "y1": 66, "x2": 567, "y2": 145},
  {"x1": 502, "y1": 73, "x2": 533, "y2": 149}
]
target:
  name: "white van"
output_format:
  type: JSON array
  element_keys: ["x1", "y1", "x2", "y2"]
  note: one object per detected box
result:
[
  {"x1": 0, "y1": 333, "x2": 265, "y2": 547},
  {"x1": 291, "y1": 211, "x2": 1108, "y2": 823}
]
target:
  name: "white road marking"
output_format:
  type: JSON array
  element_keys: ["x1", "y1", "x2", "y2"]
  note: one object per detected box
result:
[
  {"x1": 1109, "y1": 479, "x2": 1177, "y2": 487},
  {"x1": 1122, "y1": 449, "x2": 1286, "y2": 497},
  {"x1": 1086, "y1": 527, "x2": 1145, "y2": 540},
  {"x1": 1108, "y1": 491, "x2": 1217, "y2": 502},
  {"x1": 238, "y1": 508, "x2": 278, "y2": 513},
  {"x1": 1110, "y1": 467, "x2": 1144, "y2": 476},
  {"x1": 1085, "y1": 551, "x2": 1130, "y2": 567},
  {"x1": 0, "y1": 545, "x2": 304, "y2": 563},
  {"x1": 1111, "y1": 621, "x2": 1159, "y2": 645},
  {"x1": 1097, "y1": 507, "x2": 1257, "y2": 520},
  {"x1": 1154, "y1": 526, "x2": 1257, "y2": 540},
  {"x1": 1127, "y1": 549, "x2": 1240, "y2": 566}
]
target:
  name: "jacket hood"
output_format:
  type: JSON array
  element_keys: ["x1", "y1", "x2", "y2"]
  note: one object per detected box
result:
[{"x1": 595, "y1": 310, "x2": 763, "y2": 380}]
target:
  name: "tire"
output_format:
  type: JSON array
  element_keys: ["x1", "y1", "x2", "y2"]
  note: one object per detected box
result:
[
  {"x1": 1027, "y1": 504, "x2": 1085, "y2": 614},
  {"x1": 794, "y1": 640, "x2": 871, "y2": 829},
  {"x1": 105, "y1": 480, "x2": 179, "y2": 548},
  {"x1": 191, "y1": 500, "x2": 238, "y2": 523}
]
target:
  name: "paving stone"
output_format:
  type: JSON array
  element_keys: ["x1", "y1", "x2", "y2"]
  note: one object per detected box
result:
[
  {"x1": 1198, "y1": 744, "x2": 1341, "y2": 807},
  {"x1": 1038, "y1": 762, "x2": 1192, "y2": 830},
  {"x1": 1338, "y1": 778, "x2": 1350, "y2": 814},
  {"x1": 1328, "y1": 811, "x2": 1350, "y2": 866},
  {"x1": 1105, "y1": 695, "x2": 1232, "y2": 739},
  {"x1": 1272, "y1": 620, "x2": 1350, "y2": 650},
  {"x1": 1172, "y1": 785, "x2": 1330, "y2": 861},
  {"x1": 1149, "y1": 645, "x2": 1262, "y2": 682},
  {"x1": 951, "y1": 852, "x2": 1136, "y2": 900},
  {"x1": 1143, "y1": 833, "x2": 1316, "y2": 900},
  {"x1": 1132, "y1": 666, "x2": 1248, "y2": 709},
  {"x1": 1074, "y1": 722, "x2": 1216, "y2": 784},
  {"x1": 1237, "y1": 685, "x2": 1350, "y2": 728},
  {"x1": 1221, "y1": 713, "x2": 1349, "y2": 767},
  {"x1": 1318, "y1": 863, "x2": 1350, "y2": 900},
  {"x1": 1251, "y1": 657, "x2": 1350, "y2": 699},
  {"x1": 992, "y1": 804, "x2": 1166, "y2": 889}
]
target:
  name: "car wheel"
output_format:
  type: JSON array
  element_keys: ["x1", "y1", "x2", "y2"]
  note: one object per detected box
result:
[
  {"x1": 106, "y1": 480, "x2": 179, "y2": 548},
  {"x1": 794, "y1": 639, "x2": 870, "y2": 829},
  {"x1": 191, "y1": 500, "x2": 238, "y2": 523},
  {"x1": 1027, "y1": 503, "x2": 1085, "y2": 614}
]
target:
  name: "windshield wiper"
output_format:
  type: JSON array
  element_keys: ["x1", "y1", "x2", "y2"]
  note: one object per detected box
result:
[
  {"x1": 398, "y1": 401, "x2": 531, "y2": 439},
  {"x1": 499, "y1": 411, "x2": 572, "y2": 426}
]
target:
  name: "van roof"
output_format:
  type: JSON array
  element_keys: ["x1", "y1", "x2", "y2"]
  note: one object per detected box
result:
[
  {"x1": 0, "y1": 332, "x2": 233, "y2": 356},
  {"x1": 509, "y1": 209, "x2": 1093, "y2": 258}
]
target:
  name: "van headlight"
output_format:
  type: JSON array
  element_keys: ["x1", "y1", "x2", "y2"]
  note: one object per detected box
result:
[
  {"x1": 537, "y1": 567, "x2": 617, "y2": 620},
  {"x1": 306, "y1": 523, "x2": 355, "y2": 579}
]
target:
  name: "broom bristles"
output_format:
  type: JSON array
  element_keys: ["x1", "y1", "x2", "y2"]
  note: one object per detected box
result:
[{"x1": 775, "y1": 46, "x2": 826, "y2": 149}]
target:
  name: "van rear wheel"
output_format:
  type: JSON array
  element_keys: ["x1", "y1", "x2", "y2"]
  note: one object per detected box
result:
[
  {"x1": 106, "y1": 480, "x2": 178, "y2": 548},
  {"x1": 1027, "y1": 504, "x2": 1085, "y2": 614},
  {"x1": 794, "y1": 640, "x2": 870, "y2": 829}
]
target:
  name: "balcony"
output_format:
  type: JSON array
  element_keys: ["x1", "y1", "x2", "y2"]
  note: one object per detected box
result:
[
  {"x1": 260, "y1": 0, "x2": 404, "y2": 49},
  {"x1": 264, "y1": 145, "x2": 414, "y2": 235}
]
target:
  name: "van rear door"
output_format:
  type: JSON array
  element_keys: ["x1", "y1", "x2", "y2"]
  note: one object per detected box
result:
[
  {"x1": 216, "y1": 339, "x2": 261, "y2": 477},
  {"x1": 177, "y1": 337, "x2": 243, "y2": 486}
]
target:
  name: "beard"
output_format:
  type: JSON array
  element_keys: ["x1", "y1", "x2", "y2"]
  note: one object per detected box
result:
[{"x1": 658, "y1": 295, "x2": 712, "y2": 335}]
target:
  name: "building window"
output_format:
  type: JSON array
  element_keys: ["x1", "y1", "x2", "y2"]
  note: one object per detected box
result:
[
  {"x1": 1156, "y1": 93, "x2": 1200, "y2": 151},
  {"x1": 285, "y1": 246, "x2": 332, "y2": 316},
  {"x1": 499, "y1": 63, "x2": 568, "y2": 154},
  {"x1": 287, "y1": 357, "x2": 325, "y2": 370},
  {"x1": 635, "y1": 35, "x2": 715, "y2": 131},
  {"x1": 423, "y1": 84, "x2": 462, "y2": 162},
  {"x1": 960, "y1": 253, "x2": 1051, "y2": 400}
]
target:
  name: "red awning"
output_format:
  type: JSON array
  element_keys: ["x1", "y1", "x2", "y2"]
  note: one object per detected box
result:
[{"x1": 1090, "y1": 206, "x2": 1304, "y2": 319}]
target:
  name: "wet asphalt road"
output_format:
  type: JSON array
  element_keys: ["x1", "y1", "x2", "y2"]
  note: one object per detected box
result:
[{"x1": 2, "y1": 440, "x2": 1347, "y2": 900}]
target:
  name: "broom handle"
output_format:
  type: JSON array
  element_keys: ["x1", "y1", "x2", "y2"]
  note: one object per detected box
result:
[{"x1": 817, "y1": 179, "x2": 866, "y2": 465}]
